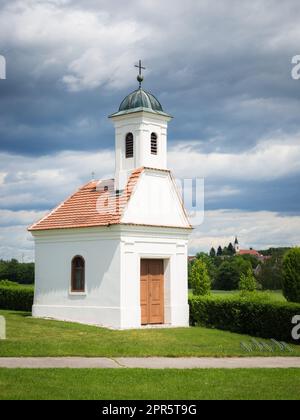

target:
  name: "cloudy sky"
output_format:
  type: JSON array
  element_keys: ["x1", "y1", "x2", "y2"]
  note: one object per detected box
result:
[{"x1": 0, "y1": 0, "x2": 300, "y2": 260}]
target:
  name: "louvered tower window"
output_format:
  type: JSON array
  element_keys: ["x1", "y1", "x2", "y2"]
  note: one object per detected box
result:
[
  {"x1": 125, "y1": 133, "x2": 134, "y2": 158},
  {"x1": 151, "y1": 133, "x2": 158, "y2": 155}
]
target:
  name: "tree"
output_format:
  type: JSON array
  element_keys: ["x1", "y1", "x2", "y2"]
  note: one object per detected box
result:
[
  {"x1": 209, "y1": 247, "x2": 216, "y2": 258},
  {"x1": 217, "y1": 246, "x2": 223, "y2": 257},
  {"x1": 228, "y1": 242, "x2": 235, "y2": 255},
  {"x1": 239, "y1": 254, "x2": 259, "y2": 269},
  {"x1": 282, "y1": 248, "x2": 300, "y2": 303},
  {"x1": 196, "y1": 252, "x2": 217, "y2": 286},
  {"x1": 259, "y1": 247, "x2": 291, "y2": 257},
  {"x1": 214, "y1": 256, "x2": 252, "y2": 290},
  {"x1": 222, "y1": 246, "x2": 229, "y2": 256},
  {"x1": 257, "y1": 256, "x2": 283, "y2": 290},
  {"x1": 239, "y1": 268, "x2": 257, "y2": 292},
  {"x1": 0, "y1": 259, "x2": 34, "y2": 284},
  {"x1": 190, "y1": 259, "x2": 211, "y2": 296}
]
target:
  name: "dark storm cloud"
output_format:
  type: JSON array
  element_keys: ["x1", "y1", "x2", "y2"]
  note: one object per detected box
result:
[
  {"x1": 206, "y1": 176, "x2": 300, "y2": 213},
  {"x1": 1, "y1": 0, "x2": 300, "y2": 155}
]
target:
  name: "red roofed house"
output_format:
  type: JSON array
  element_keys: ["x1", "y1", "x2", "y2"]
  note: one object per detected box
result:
[
  {"x1": 29, "y1": 69, "x2": 192, "y2": 329},
  {"x1": 234, "y1": 237, "x2": 266, "y2": 261}
]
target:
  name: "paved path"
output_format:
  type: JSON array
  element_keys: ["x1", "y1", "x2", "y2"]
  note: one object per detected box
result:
[{"x1": 0, "y1": 357, "x2": 299, "y2": 369}]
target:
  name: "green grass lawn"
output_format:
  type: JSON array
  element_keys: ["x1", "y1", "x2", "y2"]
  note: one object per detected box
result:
[
  {"x1": 0, "y1": 368, "x2": 299, "y2": 400},
  {"x1": 0, "y1": 310, "x2": 299, "y2": 357},
  {"x1": 211, "y1": 290, "x2": 286, "y2": 302}
]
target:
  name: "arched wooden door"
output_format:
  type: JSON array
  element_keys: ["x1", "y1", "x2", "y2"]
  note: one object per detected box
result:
[{"x1": 140, "y1": 259, "x2": 164, "y2": 325}]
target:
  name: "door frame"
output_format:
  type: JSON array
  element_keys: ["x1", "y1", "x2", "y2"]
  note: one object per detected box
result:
[{"x1": 140, "y1": 257, "x2": 168, "y2": 326}]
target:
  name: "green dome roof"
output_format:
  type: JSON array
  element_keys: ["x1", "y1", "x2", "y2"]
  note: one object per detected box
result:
[{"x1": 119, "y1": 88, "x2": 164, "y2": 113}]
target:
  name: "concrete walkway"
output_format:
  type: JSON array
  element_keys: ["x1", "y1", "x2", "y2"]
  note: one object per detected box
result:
[{"x1": 0, "y1": 357, "x2": 299, "y2": 369}]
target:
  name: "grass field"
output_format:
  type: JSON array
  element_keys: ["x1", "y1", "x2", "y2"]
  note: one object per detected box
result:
[
  {"x1": 0, "y1": 310, "x2": 299, "y2": 357},
  {"x1": 188, "y1": 290, "x2": 286, "y2": 302},
  {"x1": 211, "y1": 290, "x2": 286, "y2": 302},
  {"x1": 0, "y1": 368, "x2": 299, "y2": 400}
]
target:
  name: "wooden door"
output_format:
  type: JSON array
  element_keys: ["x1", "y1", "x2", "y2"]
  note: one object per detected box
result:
[{"x1": 140, "y1": 259, "x2": 164, "y2": 325}]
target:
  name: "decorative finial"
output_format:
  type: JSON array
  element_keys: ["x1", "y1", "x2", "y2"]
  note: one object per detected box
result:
[
  {"x1": 135, "y1": 59, "x2": 146, "y2": 89},
  {"x1": 91, "y1": 171, "x2": 95, "y2": 181}
]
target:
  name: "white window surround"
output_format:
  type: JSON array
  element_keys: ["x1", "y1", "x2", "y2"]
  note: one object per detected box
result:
[{"x1": 69, "y1": 291, "x2": 87, "y2": 297}]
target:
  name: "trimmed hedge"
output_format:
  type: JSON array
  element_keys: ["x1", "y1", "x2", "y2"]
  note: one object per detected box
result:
[
  {"x1": 189, "y1": 295, "x2": 300, "y2": 343},
  {"x1": 0, "y1": 285, "x2": 34, "y2": 312},
  {"x1": 0, "y1": 280, "x2": 20, "y2": 287}
]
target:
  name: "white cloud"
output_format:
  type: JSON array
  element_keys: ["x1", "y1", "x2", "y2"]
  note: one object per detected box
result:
[
  {"x1": 0, "y1": 149, "x2": 114, "y2": 210},
  {"x1": 1, "y1": 207, "x2": 299, "y2": 261},
  {"x1": 4, "y1": 132, "x2": 300, "y2": 216},
  {"x1": 2, "y1": 0, "x2": 300, "y2": 93},
  {"x1": 0, "y1": 209, "x2": 46, "y2": 262},
  {"x1": 0, "y1": 209, "x2": 45, "y2": 227},
  {"x1": 189, "y1": 209, "x2": 300, "y2": 254},
  {"x1": 0, "y1": 173, "x2": 6, "y2": 185},
  {"x1": 169, "y1": 134, "x2": 300, "y2": 181},
  {"x1": 0, "y1": 0, "x2": 150, "y2": 91},
  {"x1": 205, "y1": 186, "x2": 241, "y2": 200}
]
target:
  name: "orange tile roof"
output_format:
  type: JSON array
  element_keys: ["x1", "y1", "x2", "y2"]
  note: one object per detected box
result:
[
  {"x1": 28, "y1": 168, "x2": 143, "y2": 231},
  {"x1": 239, "y1": 249, "x2": 261, "y2": 256}
]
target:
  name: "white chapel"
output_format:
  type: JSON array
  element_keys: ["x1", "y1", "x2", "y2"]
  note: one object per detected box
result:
[{"x1": 29, "y1": 64, "x2": 192, "y2": 329}]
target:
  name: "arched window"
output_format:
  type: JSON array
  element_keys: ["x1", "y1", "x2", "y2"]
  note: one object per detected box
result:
[
  {"x1": 151, "y1": 133, "x2": 158, "y2": 155},
  {"x1": 71, "y1": 256, "x2": 85, "y2": 292},
  {"x1": 125, "y1": 133, "x2": 134, "y2": 158}
]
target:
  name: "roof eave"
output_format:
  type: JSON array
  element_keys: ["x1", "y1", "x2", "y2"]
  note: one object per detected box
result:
[
  {"x1": 28, "y1": 221, "x2": 193, "y2": 233},
  {"x1": 108, "y1": 107, "x2": 173, "y2": 120}
]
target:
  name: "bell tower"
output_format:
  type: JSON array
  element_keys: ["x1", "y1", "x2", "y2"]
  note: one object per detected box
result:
[
  {"x1": 109, "y1": 61, "x2": 172, "y2": 190},
  {"x1": 234, "y1": 237, "x2": 240, "y2": 254}
]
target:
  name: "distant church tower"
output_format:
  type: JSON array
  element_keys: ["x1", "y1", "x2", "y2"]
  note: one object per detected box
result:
[{"x1": 234, "y1": 237, "x2": 240, "y2": 254}]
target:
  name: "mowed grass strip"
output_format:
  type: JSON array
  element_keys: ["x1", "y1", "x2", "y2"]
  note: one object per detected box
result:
[
  {"x1": 210, "y1": 290, "x2": 286, "y2": 302},
  {"x1": 0, "y1": 368, "x2": 299, "y2": 400},
  {"x1": 0, "y1": 310, "x2": 299, "y2": 357}
]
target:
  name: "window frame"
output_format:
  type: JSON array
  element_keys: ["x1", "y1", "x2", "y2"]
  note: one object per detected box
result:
[
  {"x1": 125, "y1": 133, "x2": 134, "y2": 159},
  {"x1": 151, "y1": 133, "x2": 158, "y2": 155},
  {"x1": 71, "y1": 256, "x2": 85, "y2": 293}
]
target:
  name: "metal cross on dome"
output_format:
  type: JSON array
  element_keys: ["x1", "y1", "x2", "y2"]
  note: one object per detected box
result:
[{"x1": 135, "y1": 59, "x2": 146, "y2": 88}]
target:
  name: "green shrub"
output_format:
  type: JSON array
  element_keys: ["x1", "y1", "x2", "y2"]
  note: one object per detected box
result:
[
  {"x1": 214, "y1": 256, "x2": 252, "y2": 290},
  {"x1": 0, "y1": 285, "x2": 34, "y2": 311},
  {"x1": 189, "y1": 295, "x2": 300, "y2": 343},
  {"x1": 239, "y1": 268, "x2": 257, "y2": 292},
  {"x1": 257, "y1": 256, "x2": 283, "y2": 290},
  {"x1": 190, "y1": 259, "x2": 211, "y2": 296},
  {"x1": 0, "y1": 280, "x2": 20, "y2": 287},
  {"x1": 282, "y1": 247, "x2": 300, "y2": 303}
]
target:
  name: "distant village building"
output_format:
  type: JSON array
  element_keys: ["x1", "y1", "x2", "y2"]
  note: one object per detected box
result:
[
  {"x1": 234, "y1": 237, "x2": 270, "y2": 262},
  {"x1": 188, "y1": 238, "x2": 271, "y2": 263}
]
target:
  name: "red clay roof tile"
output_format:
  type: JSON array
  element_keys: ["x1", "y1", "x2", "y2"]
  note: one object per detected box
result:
[
  {"x1": 28, "y1": 168, "x2": 143, "y2": 231},
  {"x1": 239, "y1": 249, "x2": 261, "y2": 256}
]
